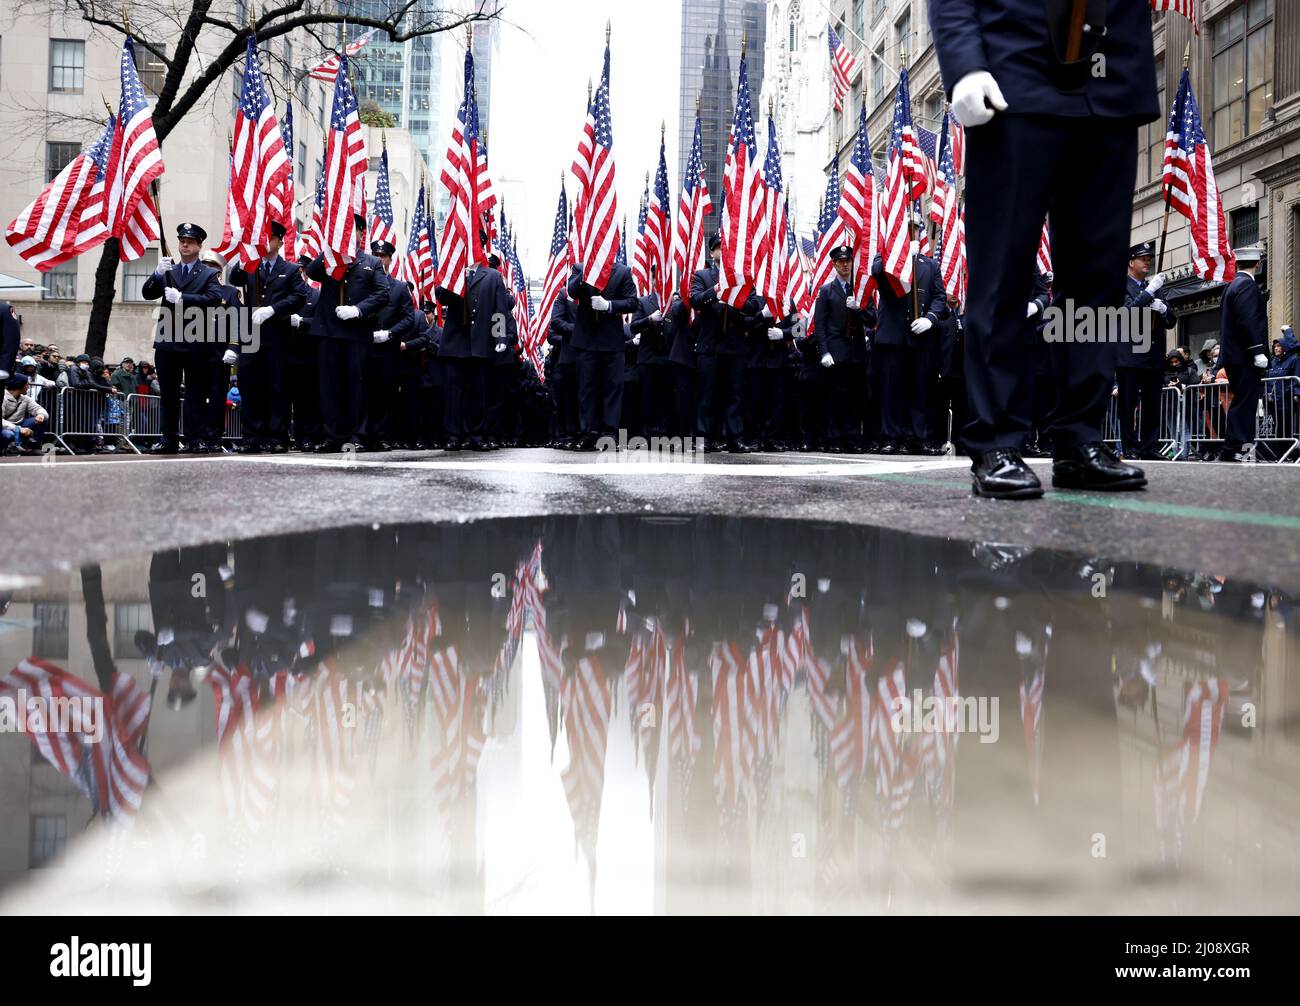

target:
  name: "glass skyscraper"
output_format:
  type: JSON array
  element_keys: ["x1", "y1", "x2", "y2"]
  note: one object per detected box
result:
[{"x1": 677, "y1": 0, "x2": 766, "y2": 247}]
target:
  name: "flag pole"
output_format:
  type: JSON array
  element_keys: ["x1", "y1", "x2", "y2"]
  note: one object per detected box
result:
[
  {"x1": 120, "y1": 8, "x2": 170, "y2": 259},
  {"x1": 1065, "y1": 0, "x2": 1088, "y2": 62},
  {"x1": 1156, "y1": 43, "x2": 1190, "y2": 276},
  {"x1": 902, "y1": 46, "x2": 919, "y2": 319}
]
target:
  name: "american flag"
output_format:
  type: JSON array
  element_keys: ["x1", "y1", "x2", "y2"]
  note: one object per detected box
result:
[
  {"x1": 950, "y1": 118, "x2": 966, "y2": 178},
  {"x1": 1036, "y1": 217, "x2": 1053, "y2": 276},
  {"x1": 506, "y1": 229, "x2": 535, "y2": 369},
  {"x1": 101, "y1": 39, "x2": 165, "y2": 262},
  {"x1": 880, "y1": 68, "x2": 927, "y2": 294},
  {"x1": 429, "y1": 645, "x2": 487, "y2": 810},
  {"x1": 532, "y1": 184, "x2": 570, "y2": 361},
  {"x1": 572, "y1": 43, "x2": 621, "y2": 290},
  {"x1": 617, "y1": 215, "x2": 628, "y2": 267},
  {"x1": 435, "y1": 48, "x2": 490, "y2": 297},
  {"x1": 933, "y1": 112, "x2": 967, "y2": 302},
  {"x1": 5, "y1": 115, "x2": 151, "y2": 269},
  {"x1": 268, "y1": 102, "x2": 297, "y2": 260},
  {"x1": 827, "y1": 24, "x2": 861, "y2": 113},
  {"x1": 1155, "y1": 676, "x2": 1228, "y2": 862},
  {"x1": 218, "y1": 38, "x2": 291, "y2": 269},
  {"x1": 399, "y1": 181, "x2": 434, "y2": 300},
  {"x1": 298, "y1": 160, "x2": 327, "y2": 261},
  {"x1": 214, "y1": 133, "x2": 256, "y2": 266},
  {"x1": 646, "y1": 137, "x2": 673, "y2": 309},
  {"x1": 914, "y1": 123, "x2": 939, "y2": 198},
  {"x1": 1150, "y1": 0, "x2": 1198, "y2": 34},
  {"x1": 1163, "y1": 68, "x2": 1234, "y2": 282},
  {"x1": 840, "y1": 100, "x2": 881, "y2": 306},
  {"x1": 785, "y1": 217, "x2": 812, "y2": 316},
  {"x1": 809, "y1": 164, "x2": 847, "y2": 305},
  {"x1": 1019, "y1": 670, "x2": 1045, "y2": 806},
  {"x1": 631, "y1": 184, "x2": 651, "y2": 295},
  {"x1": 718, "y1": 52, "x2": 769, "y2": 308},
  {"x1": 710, "y1": 640, "x2": 753, "y2": 814},
  {"x1": 368, "y1": 144, "x2": 397, "y2": 250},
  {"x1": 318, "y1": 52, "x2": 367, "y2": 279},
  {"x1": 306, "y1": 27, "x2": 378, "y2": 82},
  {"x1": 755, "y1": 113, "x2": 792, "y2": 317},
  {"x1": 561, "y1": 656, "x2": 613, "y2": 886},
  {"x1": 207, "y1": 664, "x2": 278, "y2": 830},
  {"x1": 0, "y1": 658, "x2": 151, "y2": 822},
  {"x1": 673, "y1": 112, "x2": 714, "y2": 308}
]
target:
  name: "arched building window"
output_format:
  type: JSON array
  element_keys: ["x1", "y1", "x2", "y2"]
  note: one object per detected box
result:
[{"x1": 789, "y1": 1, "x2": 802, "y2": 53}]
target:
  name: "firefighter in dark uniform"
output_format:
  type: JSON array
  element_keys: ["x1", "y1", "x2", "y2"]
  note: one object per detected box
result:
[
  {"x1": 486, "y1": 254, "x2": 521, "y2": 448},
  {"x1": 288, "y1": 268, "x2": 322, "y2": 451},
  {"x1": 629, "y1": 269, "x2": 673, "y2": 440},
  {"x1": 0, "y1": 302, "x2": 20, "y2": 381},
  {"x1": 1217, "y1": 244, "x2": 1269, "y2": 462},
  {"x1": 546, "y1": 292, "x2": 579, "y2": 448},
  {"x1": 1118, "y1": 241, "x2": 1177, "y2": 460},
  {"x1": 201, "y1": 251, "x2": 244, "y2": 452},
  {"x1": 745, "y1": 292, "x2": 796, "y2": 452},
  {"x1": 437, "y1": 251, "x2": 513, "y2": 451},
  {"x1": 304, "y1": 213, "x2": 391, "y2": 452},
  {"x1": 932, "y1": 0, "x2": 1158, "y2": 497},
  {"x1": 566, "y1": 256, "x2": 639, "y2": 451},
  {"x1": 397, "y1": 296, "x2": 437, "y2": 449},
  {"x1": 361, "y1": 239, "x2": 416, "y2": 451},
  {"x1": 813, "y1": 246, "x2": 877, "y2": 453},
  {"x1": 664, "y1": 291, "x2": 696, "y2": 443},
  {"x1": 229, "y1": 220, "x2": 309, "y2": 453},
  {"x1": 141, "y1": 222, "x2": 226, "y2": 454},
  {"x1": 870, "y1": 239, "x2": 947, "y2": 454}
]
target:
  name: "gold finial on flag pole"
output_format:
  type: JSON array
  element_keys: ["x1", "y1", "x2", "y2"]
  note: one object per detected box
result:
[
  {"x1": 606, "y1": 19, "x2": 611, "y2": 43},
  {"x1": 741, "y1": 30, "x2": 747, "y2": 59},
  {"x1": 588, "y1": 78, "x2": 593, "y2": 102},
  {"x1": 467, "y1": 22, "x2": 474, "y2": 47},
  {"x1": 1182, "y1": 41, "x2": 1190, "y2": 69},
  {"x1": 121, "y1": 4, "x2": 130, "y2": 34},
  {"x1": 696, "y1": 92, "x2": 701, "y2": 117},
  {"x1": 661, "y1": 120, "x2": 666, "y2": 142}
]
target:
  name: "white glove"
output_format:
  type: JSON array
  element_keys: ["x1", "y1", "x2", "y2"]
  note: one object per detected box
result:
[
  {"x1": 1254, "y1": 354, "x2": 1269, "y2": 369},
  {"x1": 951, "y1": 71, "x2": 1008, "y2": 128},
  {"x1": 251, "y1": 306, "x2": 275, "y2": 325},
  {"x1": 846, "y1": 297, "x2": 859, "y2": 311},
  {"x1": 632, "y1": 334, "x2": 641, "y2": 346},
  {"x1": 1151, "y1": 298, "x2": 1167, "y2": 315},
  {"x1": 1146, "y1": 273, "x2": 1165, "y2": 294},
  {"x1": 650, "y1": 310, "x2": 663, "y2": 322},
  {"x1": 911, "y1": 317, "x2": 933, "y2": 335},
  {"x1": 163, "y1": 286, "x2": 183, "y2": 305},
  {"x1": 761, "y1": 304, "x2": 773, "y2": 320},
  {"x1": 495, "y1": 342, "x2": 507, "y2": 353},
  {"x1": 767, "y1": 327, "x2": 784, "y2": 342},
  {"x1": 222, "y1": 349, "x2": 238, "y2": 365},
  {"x1": 155, "y1": 256, "x2": 175, "y2": 273},
  {"x1": 591, "y1": 295, "x2": 611, "y2": 312},
  {"x1": 290, "y1": 314, "x2": 303, "y2": 328},
  {"x1": 373, "y1": 330, "x2": 390, "y2": 344},
  {"x1": 820, "y1": 352, "x2": 834, "y2": 368},
  {"x1": 1027, "y1": 301, "x2": 1041, "y2": 319},
  {"x1": 335, "y1": 305, "x2": 360, "y2": 321}
]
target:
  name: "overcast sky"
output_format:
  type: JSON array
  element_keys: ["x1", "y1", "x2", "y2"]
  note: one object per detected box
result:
[{"x1": 489, "y1": 2, "x2": 683, "y2": 278}]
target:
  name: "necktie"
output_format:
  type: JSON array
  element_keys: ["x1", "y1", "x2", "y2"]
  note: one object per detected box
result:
[{"x1": 181, "y1": 264, "x2": 190, "y2": 283}]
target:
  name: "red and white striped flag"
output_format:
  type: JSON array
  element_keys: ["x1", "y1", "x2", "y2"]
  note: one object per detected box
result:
[
  {"x1": 880, "y1": 68, "x2": 927, "y2": 294},
  {"x1": 717, "y1": 52, "x2": 769, "y2": 307},
  {"x1": 809, "y1": 165, "x2": 848, "y2": 308},
  {"x1": 318, "y1": 51, "x2": 368, "y2": 279},
  {"x1": 1036, "y1": 217, "x2": 1053, "y2": 276},
  {"x1": 268, "y1": 102, "x2": 297, "y2": 259},
  {"x1": 840, "y1": 100, "x2": 881, "y2": 306},
  {"x1": 630, "y1": 184, "x2": 651, "y2": 295},
  {"x1": 215, "y1": 38, "x2": 291, "y2": 269},
  {"x1": 645, "y1": 136, "x2": 674, "y2": 309},
  {"x1": 932, "y1": 113, "x2": 967, "y2": 302},
  {"x1": 1163, "y1": 67, "x2": 1234, "y2": 282},
  {"x1": 368, "y1": 144, "x2": 398, "y2": 251},
  {"x1": 673, "y1": 112, "x2": 714, "y2": 308},
  {"x1": 532, "y1": 182, "x2": 571, "y2": 353},
  {"x1": 1150, "y1": 0, "x2": 1198, "y2": 34},
  {"x1": 561, "y1": 655, "x2": 613, "y2": 881},
  {"x1": 307, "y1": 27, "x2": 378, "y2": 82},
  {"x1": 101, "y1": 38, "x2": 165, "y2": 262},
  {"x1": 572, "y1": 43, "x2": 621, "y2": 290},
  {"x1": 827, "y1": 24, "x2": 861, "y2": 113},
  {"x1": 435, "y1": 48, "x2": 488, "y2": 298},
  {"x1": 755, "y1": 113, "x2": 792, "y2": 316}
]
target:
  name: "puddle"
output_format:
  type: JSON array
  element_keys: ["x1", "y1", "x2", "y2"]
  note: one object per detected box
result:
[{"x1": 1, "y1": 516, "x2": 1297, "y2": 914}]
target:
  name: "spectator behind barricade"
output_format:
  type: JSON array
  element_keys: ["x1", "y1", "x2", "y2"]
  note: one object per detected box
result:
[
  {"x1": 110, "y1": 357, "x2": 136, "y2": 396},
  {"x1": 1266, "y1": 326, "x2": 1298, "y2": 400},
  {"x1": 1200, "y1": 343, "x2": 1224, "y2": 383},
  {"x1": 18, "y1": 356, "x2": 55, "y2": 389},
  {"x1": 38, "y1": 346, "x2": 62, "y2": 381},
  {"x1": 1165, "y1": 350, "x2": 1193, "y2": 388},
  {"x1": 136, "y1": 361, "x2": 159, "y2": 395},
  {"x1": 1198, "y1": 339, "x2": 1219, "y2": 378},
  {"x1": 2, "y1": 373, "x2": 49, "y2": 454},
  {"x1": 58, "y1": 353, "x2": 97, "y2": 389}
]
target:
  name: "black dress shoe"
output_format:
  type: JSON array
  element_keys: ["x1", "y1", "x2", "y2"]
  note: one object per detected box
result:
[
  {"x1": 268, "y1": 443, "x2": 288, "y2": 454},
  {"x1": 348, "y1": 442, "x2": 367, "y2": 454},
  {"x1": 702, "y1": 438, "x2": 723, "y2": 453},
  {"x1": 877, "y1": 441, "x2": 900, "y2": 455},
  {"x1": 1052, "y1": 443, "x2": 1146, "y2": 491},
  {"x1": 443, "y1": 438, "x2": 463, "y2": 451},
  {"x1": 1216, "y1": 446, "x2": 1252, "y2": 463},
  {"x1": 238, "y1": 442, "x2": 263, "y2": 454},
  {"x1": 971, "y1": 449, "x2": 1044, "y2": 500},
  {"x1": 314, "y1": 441, "x2": 343, "y2": 453},
  {"x1": 921, "y1": 441, "x2": 948, "y2": 456},
  {"x1": 151, "y1": 441, "x2": 181, "y2": 455},
  {"x1": 727, "y1": 438, "x2": 755, "y2": 453},
  {"x1": 826, "y1": 443, "x2": 845, "y2": 454}
]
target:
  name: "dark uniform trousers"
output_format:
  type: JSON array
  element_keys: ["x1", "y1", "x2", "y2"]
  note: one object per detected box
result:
[
  {"x1": 289, "y1": 332, "x2": 322, "y2": 446},
  {"x1": 744, "y1": 369, "x2": 786, "y2": 442},
  {"x1": 554, "y1": 362, "x2": 580, "y2": 438},
  {"x1": 696, "y1": 354, "x2": 745, "y2": 439},
  {"x1": 362, "y1": 342, "x2": 400, "y2": 443},
  {"x1": 671, "y1": 365, "x2": 698, "y2": 440},
  {"x1": 576, "y1": 349, "x2": 624, "y2": 436},
  {"x1": 1116, "y1": 367, "x2": 1165, "y2": 456},
  {"x1": 875, "y1": 345, "x2": 929, "y2": 442},
  {"x1": 640, "y1": 363, "x2": 672, "y2": 437},
  {"x1": 318, "y1": 339, "x2": 368, "y2": 445},
  {"x1": 240, "y1": 341, "x2": 290, "y2": 446},
  {"x1": 1224, "y1": 364, "x2": 1262, "y2": 450},
  {"x1": 444, "y1": 357, "x2": 487, "y2": 439},
  {"x1": 826, "y1": 362, "x2": 867, "y2": 444},
  {"x1": 963, "y1": 114, "x2": 1135, "y2": 453},
  {"x1": 486, "y1": 364, "x2": 518, "y2": 441},
  {"x1": 156, "y1": 347, "x2": 225, "y2": 446}
]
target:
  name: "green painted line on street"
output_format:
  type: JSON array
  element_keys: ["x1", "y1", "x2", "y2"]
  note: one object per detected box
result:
[{"x1": 861, "y1": 472, "x2": 1300, "y2": 531}]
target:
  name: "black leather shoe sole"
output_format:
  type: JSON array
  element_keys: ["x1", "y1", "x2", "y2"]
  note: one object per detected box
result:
[
  {"x1": 1051, "y1": 466, "x2": 1147, "y2": 491},
  {"x1": 971, "y1": 477, "x2": 1045, "y2": 500}
]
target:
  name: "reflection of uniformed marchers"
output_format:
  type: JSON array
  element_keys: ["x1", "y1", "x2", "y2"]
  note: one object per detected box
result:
[
  {"x1": 437, "y1": 255, "x2": 514, "y2": 451},
  {"x1": 304, "y1": 214, "x2": 391, "y2": 452},
  {"x1": 141, "y1": 222, "x2": 226, "y2": 454},
  {"x1": 230, "y1": 220, "x2": 309, "y2": 453},
  {"x1": 933, "y1": 0, "x2": 1157, "y2": 498},
  {"x1": 1118, "y1": 241, "x2": 1177, "y2": 461},
  {"x1": 566, "y1": 259, "x2": 639, "y2": 451},
  {"x1": 1217, "y1": 244, "x2": 1270, "y2": 462}
]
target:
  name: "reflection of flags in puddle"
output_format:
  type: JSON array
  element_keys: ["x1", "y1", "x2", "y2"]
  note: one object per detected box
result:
[
  {"x1": 665, "y1": 634, "x2": 700, "y2": 792},
  {"x1": 207, "y1": 665, "x2": 277, "y2": 830},
  {"x1": 710, "y1": 640, "x2": 752, "y2": 817},
  {"x1": 1018, "y1": 669, "x2": 1044, "y2": 806},
  {"x1": 1155, "y1": 676, "x2": 1229, "y2": 863},
  {"x1": 921, "y1": 639, "x2": 960, "y2": 822},
  {"x1": 305, "y1": 661, "x2": 360, "y2": 824},
  {"x1": 561, "y1": 655, "x2": 612, "y2": 884},
  {"x1": 429, "y1": 644, "x2": 486, "y2": 811},
  {"x1": 1, "y1": 657, "x2": 151, "y2": 823},
  {"x1": 831, "y1": 636, "x2": 873, "y2": 789},
  {"x1": 624, "y1": 624, "x2": 668, "y2": 810}
]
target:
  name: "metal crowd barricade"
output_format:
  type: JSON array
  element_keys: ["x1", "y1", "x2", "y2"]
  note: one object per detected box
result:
[
  {"x1": 1183, "y1": 380, "x2": 1231, "y2": 460},
  {"x1": 52, "y1": 386, "x2": 138, "y2": 455},
  {"x1": 124, "y1": 393, "x2": 242, "y2": 451},
  {"x1": 1101, "y1": 384, "x2": 1187, "y2": 460},
  {"x1": 1258, "y1": 375, "x2": 1300, "y2": 463},
  {"x1": 223, "y1": 404, "x2": 242, "y2": 443}
]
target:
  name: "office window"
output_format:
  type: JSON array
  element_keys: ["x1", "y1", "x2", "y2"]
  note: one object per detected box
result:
[
  {"x1": 789, "y1": 2, "x2": 801, "y2": 52},
  {"x1": 872, "y1": 43, "x2": 885, "y2": 106},
  {"x1": 1139, "y1": 56, "x2": 1166, "y2": 186},
  {"x1": 1212, "y1": 0, "x2": 1273, "y2": 148},
  {"x1": 49, "y1": 39, "x2": 85, "y2": 93},
  {"x1": 31, "y1": 816, "x2": 67, "y2": 868},
  {"x1": 298, "y1": 140, "x2": 307, "y2": 187},
  {"x1": 874, "y1": 0, "x2": 887, "y2": 18},
  {"x1": 45, "y1": 141, "x2": 79, "y2": 183},
  {"x1": 896, "y1": 9, "x2": 912, "y2": 62},
  {"x1": 232, "y1": 65, "x2": 243, "y2": 112},
  {"x1": 853, "y1": 0, "x2": 864, "y2": 41},
  {"x1": 282, "y1": 38, "x2": 293, "y2": 86},
  {"x1": 113, "y1": 603, "x2": 152, "y2": 656},
  {"x1": 41, "y1": 261, "x2": 77, "y2": 302},
  {"x1": 134, "y1": 43, "x2": 166, "y2": 96},
  {"x1": 1231, "y1": 205, "x2": 1259, "y2": 248},
  {"x1": 121, "y1": 250, "x2": 158, "y2": 303},
  {"x1": 32, "y1": 602, "x2": 69, "y2": 657}
]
